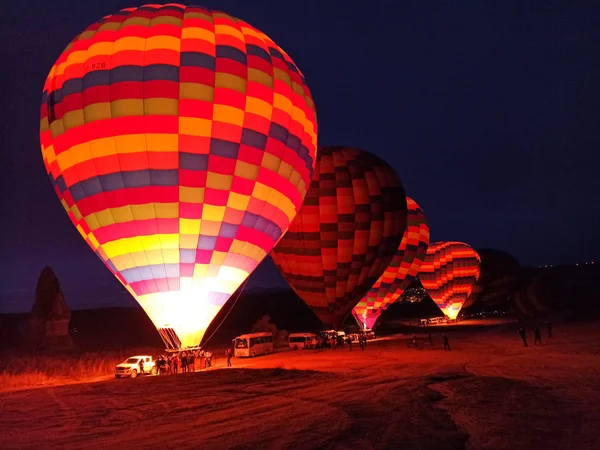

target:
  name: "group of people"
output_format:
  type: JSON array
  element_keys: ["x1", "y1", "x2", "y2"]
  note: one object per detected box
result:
[
  {"x1": 518, "y1": 321, "x2": 552, "y2": 347},
  {"x1": 154, "y1": 349, "x2": 215, "y2": 375},
  {"x1": 409, "y1": 333, "x2": 451, "y2": 351},
  {"x1": 316, "y1": 334, "x2": 370, "y2": 351}
]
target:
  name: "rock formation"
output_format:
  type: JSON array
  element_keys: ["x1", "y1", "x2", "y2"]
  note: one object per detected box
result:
[{"x1": 25, "y1": 266, "x2": 74, "y2": 349}]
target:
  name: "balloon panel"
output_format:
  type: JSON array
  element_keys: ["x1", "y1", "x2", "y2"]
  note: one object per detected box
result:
[
  {"x1": 352, "y1": 197, "x2": 429, "y2": 329},
  {"x1": 270, "y1": 147, "x2": 406, "y2": 329},
  {"x1": 419, "y1": 241, "x2": 481, "y2": 320},
  {"x1": 40, "y1": 5, "x2": 317, "y2": 347}
]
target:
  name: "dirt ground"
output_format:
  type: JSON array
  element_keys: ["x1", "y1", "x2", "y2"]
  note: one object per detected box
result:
[{"x1": 2, "y1": 319, "x2": 600, "y2": 449}]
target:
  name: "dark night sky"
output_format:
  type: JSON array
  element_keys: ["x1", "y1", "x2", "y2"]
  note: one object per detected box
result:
[{"x1": 1, "y1": 1, "x2": 598, "y2": 312}]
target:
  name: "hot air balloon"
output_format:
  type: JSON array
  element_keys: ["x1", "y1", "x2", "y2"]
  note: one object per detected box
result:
[
  {"x1": 352, "y1": 197, "x2": 429, "y2": 330},
  {"x1": 420, "y1": 242, "x2": 481, "y2": 320},
  {"x1": 39, "y1": 4, "x2": 318, "y2": 349},
  {"x1": 511, "y1": 275, "x2": 554, "y2": 318},
  {"x1": 511, "y1": 264, "x2": 600, "y2": 318},
  {"x1": 270, "y1": 147, "x2": 407, "y2": 329},
  {"x1": 465, "y1": 249, "x2": 520, "y2": 310}
]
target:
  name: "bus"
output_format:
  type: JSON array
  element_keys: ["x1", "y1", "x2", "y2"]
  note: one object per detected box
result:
[{"x1": 233, "y1": 332, "x2": 274, "y2": 357}]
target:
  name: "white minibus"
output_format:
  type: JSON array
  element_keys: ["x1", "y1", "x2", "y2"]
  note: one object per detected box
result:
[{"x1": 234, "y1": 332, "x2": 274, "y2": 357}]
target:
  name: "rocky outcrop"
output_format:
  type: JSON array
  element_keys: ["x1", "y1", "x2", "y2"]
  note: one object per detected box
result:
[{"x1": 25, "y1": 266, "x2": 74, "y2": 350}]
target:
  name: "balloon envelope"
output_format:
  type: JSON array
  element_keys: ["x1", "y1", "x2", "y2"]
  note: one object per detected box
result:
[
  {"x1": 40, "y1": 5, "x2": 317, "y2": 348},
  {"x1": 466, "y1": 249, "x2": 520, "y2": 310},
  {"x1": 419, "y1": 242, "x2": 481, "y2": 319},
  {"x1": 352, "y1": 197, "x2": 429, "y2": 329},
  {"x1": 270, "y1": 146, "x2": 407, "y2": 329}
]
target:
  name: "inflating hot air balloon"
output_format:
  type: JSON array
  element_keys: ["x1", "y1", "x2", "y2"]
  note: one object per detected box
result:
[
  {"x1": 39, "y1": 4, "x2": 317, "y2": 349},
  {"x1": 511, "y1": 264, "x2": 600, "y2": 318},
  {"x1": 465, "y1": 249, "x2": 520, "y2": 310},
  {"x1": 510, "y1": 275, "x2": 554, "y2": 318},
  {"x1": 352, "y1": 197, "x2": 429, "y2": 330},
  {"x1": 270, "y1": 147, "x2": 407, "y2": 329},
  {"x1": 419, "y1": 242, "x2": 481, "y2": 320}
]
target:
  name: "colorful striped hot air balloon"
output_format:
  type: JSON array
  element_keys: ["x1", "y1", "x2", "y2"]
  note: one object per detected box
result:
[
  {"x1": 39, "y1": 4, "x2": 317, "y2": 348},
  {"x1": 270, "y1": 147, "x2": 407, "y2": 329},
  {"x1": 352, "y1": 197, "x2": 429, "y2": 330},
  {"x1": 420, "y1": 242, "x2": 481, "y2": 320}
]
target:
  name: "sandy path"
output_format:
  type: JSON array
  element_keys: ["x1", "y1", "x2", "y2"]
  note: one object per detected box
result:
[{"x1": 2, "y1": 322, "x2": 600, "y2": 449}]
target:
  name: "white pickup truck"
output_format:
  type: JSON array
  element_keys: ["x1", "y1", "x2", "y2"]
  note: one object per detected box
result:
[{"x1": 115, "y1": 355, "x2": 156, "y2": 378}]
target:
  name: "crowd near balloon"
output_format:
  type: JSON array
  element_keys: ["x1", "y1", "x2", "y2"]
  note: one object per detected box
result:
[{"x1": 40, "y1": 3, "x2": 540, "y2": 351}]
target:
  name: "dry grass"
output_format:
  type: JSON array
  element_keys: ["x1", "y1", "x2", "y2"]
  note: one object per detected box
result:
[{"x1": 0, "y1": 348, "x2": 160, "y2": 391}]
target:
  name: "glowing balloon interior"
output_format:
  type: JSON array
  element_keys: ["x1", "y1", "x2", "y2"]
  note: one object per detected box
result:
[
  {"x1": 352, "y1": 197, "x2": 429, "y2": 330},
  {"x1": 40, "y1": 4, "x2": 317, "y2": 348},
  {"x1": 419, "y1": 242, "x2": 481, "y2": 320},
  {"x1": 270, "y1": 147, "x2": 407, "y2": 329}
]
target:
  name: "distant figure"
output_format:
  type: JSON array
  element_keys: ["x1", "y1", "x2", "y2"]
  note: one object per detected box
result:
[
  {"x1": 428, "y1": 333, "x2": 433, "y2": 346},
  {"x1": 206, "y1": 351, "x2": 213, "y2": 368},
  {"x1": 534, "y1": 327, "x2": 543, "y2": 346},
  {"x1": 360, "y1": 336, "x2": 365, "y2": 351},
  {"x1": 411, "y1": 334, "x2": 417, "y2": 348},
  {"x1": 546, "y1": 321, "x2": 553, "y2": 338},
  {"x1": 518, "y1": 327, "x2": 528, "y2": 347},
  {"x1": 189, "y1": 352, "x2": 195, "y2": 372},
  {"x1": 173, "y1": 355, "x2": 179, "y2": 374},
  {"x1": 347, "y1": 336, "x2": 353, "y2": 351},
  {"x1": 226, "y1": 348, "x2": 232, "y2": 367},
  {"x1": 443, "y1": 334, "x2": 451, "y2": 352},
  {"x1": 138, "y1": 358, "x2": 144, "y2": 375},
  {"x1": 181, "y1": 353, "x2": 188, "y2": 373},
  {"x1": 363, "y1": 335, "x2": 368, "y2": 349}
]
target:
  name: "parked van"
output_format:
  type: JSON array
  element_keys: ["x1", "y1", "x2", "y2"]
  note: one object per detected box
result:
[{"x1": 288, "y1": 333, "x2": 317, "y2": 350}]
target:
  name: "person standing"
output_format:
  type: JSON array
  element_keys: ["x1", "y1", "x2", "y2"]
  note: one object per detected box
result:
[
  {"x1": 181, "y1": 353, "x2": 188, "y2": 373},
  {"x1": 518, "y1": 327, "x2": 528, "y2": 347},
  {"x1": 443, "y1": 334, "x2": 451, "y2": 352},
  {"x1": 172, "y1": 355, "x2": 179, "y2": 374},
  {"x1": 534, "y1": 327, "x2": 543, "y2": 346},
  {"x1": 546, "y1": 321, "x2": 553, "y2": 338},
  {"x1": 189, "y1": 352, "x2": 195, "y2": 372},
  {"x1": 428, "y1": 333, "x2": 433, "y2": 346},
  {"x1": 138, "y1": 358, "x2": 144, "y2": 376}
]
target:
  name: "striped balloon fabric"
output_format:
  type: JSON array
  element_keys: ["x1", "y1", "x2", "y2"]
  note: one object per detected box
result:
[
  {"x1": 419, "y1": 242, "x2": 481, "y2": 320},
  {"x1": 352, "y1": 197, "x2": 429, "y2": 329},
  {"x1": 270, "y1": 147, "x2": 407, "y2": 329},
  {"x1": 39, "y1": 4, "x2": 317, "y2": 348}
]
